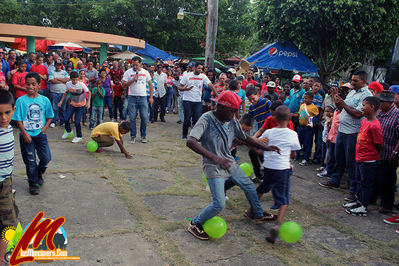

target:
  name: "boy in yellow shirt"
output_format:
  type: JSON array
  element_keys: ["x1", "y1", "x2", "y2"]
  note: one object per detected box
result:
[
  {"x1": 297, "y1": 92, "x2": 319, "y2": 165},
  {"x1": 90, "y1": 122, "x2": 132, "y2": 158}
]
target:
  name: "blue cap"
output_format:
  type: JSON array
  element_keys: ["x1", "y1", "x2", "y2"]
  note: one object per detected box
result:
[
  {"x1": 187, "y1": 62, "x2": 195, "y2": 68},
  {"x1": 390, "y1": 85, "x2": 399, "y2": 94}
]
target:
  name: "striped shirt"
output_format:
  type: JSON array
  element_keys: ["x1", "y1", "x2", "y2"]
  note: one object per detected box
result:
[
  {"x1": 0, "y1": 125, "x2": 14, "y2": 182},
  {"x1": 377, "y1": 106, "x2": 399, "y2": 160},
  {"x1": 248, "y1": 97, "x2": 272, "y2": 129}
]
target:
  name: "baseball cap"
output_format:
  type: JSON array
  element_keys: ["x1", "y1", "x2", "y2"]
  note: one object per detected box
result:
[
  {"x1": 342, "y1": 82, "x2": 354, "y2": 89},
  {"x1": 368, "y1": 81, "x2": 383, "y2": 94},
  {"x1": 389, "y1": 85, "x2": 399, "y2": 94},
  {"x1": 292, "y1": 74, "x2": 302, "y2": 83},
  {"x1": 227, "y1": 68, "x2": 236, "y2": 75},
  {"x1": 327, "y1": 81, "x2": 339, "y2": 88},
  {"x1": 214, "y1": 90, "x2": 242, "y2": 110},
  {"x1": 267, "y1": 81, "x2": 276, "y2": 87},
  {"x1": 187, "y1": 62, "x2": 195, "y2": 68}
]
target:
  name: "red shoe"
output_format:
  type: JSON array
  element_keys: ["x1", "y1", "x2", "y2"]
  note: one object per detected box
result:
[
  {"x1": 383, "y1": 216, "x2": 399, "y2": 225},
  {"x1": 396, "y1": 228, "x2": 399, "y2": 234},
  {"x1": 95, "y1": 148, "x2": 103, "y2": 153}
]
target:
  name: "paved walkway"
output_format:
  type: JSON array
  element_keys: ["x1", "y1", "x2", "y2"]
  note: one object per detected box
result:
[{"x1": 12, "y1": 114, "x2": 398, "y2": 265}]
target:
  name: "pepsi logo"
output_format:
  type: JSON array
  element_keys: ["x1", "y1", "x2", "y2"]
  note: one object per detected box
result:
[{"x1": 268, "y1": 47, "x2": 278, "y2": 56}]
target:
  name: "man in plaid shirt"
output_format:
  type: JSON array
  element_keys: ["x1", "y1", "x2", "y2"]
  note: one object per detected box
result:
[{"x1": 376, "y1": 91, "x2": 399, "y2": 214}]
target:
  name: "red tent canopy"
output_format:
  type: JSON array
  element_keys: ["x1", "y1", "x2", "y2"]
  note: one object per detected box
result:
[{"x1": 11, "y1": 38, "x2": 56, "y2": 53}]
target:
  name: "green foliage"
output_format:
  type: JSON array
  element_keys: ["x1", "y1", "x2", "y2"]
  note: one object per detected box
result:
[
  {"x1": 257, "y1": 0, "x2": 399, "y2": 80},
  {"x1": 0, "y1": 0, "x2": 256, "y2": 57}
]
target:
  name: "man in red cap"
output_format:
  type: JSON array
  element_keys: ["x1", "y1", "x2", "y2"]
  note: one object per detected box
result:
[
  {"x1": 186, "y1": 90, "x2": 280, "y2": 240},
  {"x1": 368, "y1": 81, "x2": 383, "y2": 97}
]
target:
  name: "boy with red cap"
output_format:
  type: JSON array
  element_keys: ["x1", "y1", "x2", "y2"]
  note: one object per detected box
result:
[{"x1": 186, "y1": 91, "x2": 280, "y2": 240}]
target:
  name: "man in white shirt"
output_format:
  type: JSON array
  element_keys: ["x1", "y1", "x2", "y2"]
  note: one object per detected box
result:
[
  {"x1": 48, "y1": 62, "x2": 69, "y2": 128},
  {"x1": 122, "y1": 56, "x2": 153, "y2": 143},
  {"x1": 152, "y1": 63, "x2": 168, "y2": 122},
  {"x1": 179, "y1": 62, "x2": 218, "y2": 139}
]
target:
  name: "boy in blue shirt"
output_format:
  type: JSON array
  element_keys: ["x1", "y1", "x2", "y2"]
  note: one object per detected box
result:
[{"x1": 12, "y1": 72, "x2": 54, "y2": 195}]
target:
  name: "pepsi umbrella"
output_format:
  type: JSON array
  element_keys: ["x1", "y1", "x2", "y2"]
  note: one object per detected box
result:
[
  {"x1": 47, "y1": 42, "x2": 93, "y2": 53},
  {"x1": 246, "y1": 41, "x2": 318, "y2": 73}
]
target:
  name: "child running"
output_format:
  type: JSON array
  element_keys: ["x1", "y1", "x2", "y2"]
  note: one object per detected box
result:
[
  {"x1": 58, "y1": 71, "x2": 91, "y2": 143},
  {"x1": 249, "y1": 105, "x2": 301, "y2": 243},
  {"x1": 186, "y1": 91, "x2": 280, "y2": 241},
  {"x1": 12, "y1": 72, "x2": 54, "y2": 195}
]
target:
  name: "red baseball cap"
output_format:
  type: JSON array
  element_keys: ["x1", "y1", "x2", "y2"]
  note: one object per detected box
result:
[
  {"x1": 292, "y1": 74, "x2": 302, "y2": 83},
  {"x1": 368, "y1": 81, "x2": 383, "y2": 94},
  {"x1": 214, "y1": 90, "x2": 242, "y2": 110}
]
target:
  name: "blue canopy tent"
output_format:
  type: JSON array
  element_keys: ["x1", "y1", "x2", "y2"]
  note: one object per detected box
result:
[
  {"x1": 246, "y1": 41, "x2": 318, "y2": 73},
  {"x1": 115, "y1": 43, "x2": 178, "y2": 61}
]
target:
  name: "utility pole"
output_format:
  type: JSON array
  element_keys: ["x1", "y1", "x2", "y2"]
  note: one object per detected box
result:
[{"x1": 205, "y1": 0, "x2": 218, "y2": 69}]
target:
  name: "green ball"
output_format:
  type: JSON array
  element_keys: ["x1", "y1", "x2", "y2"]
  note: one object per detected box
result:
[
  {"x1": 203, "y1": 216, "x2": 227, "y2": 239},
  {"x1": 86, "y1": 141, "x2": 98, "y2": 152},
  {"x1": 202, "y1": 173, "x2": 208, "y2": 186},
  {"x1": 279, "y1": 222, "x2": 302, "y2": 243},
  {"x1": 240, "y1": 163, "x2": 253, "y2": 177}
]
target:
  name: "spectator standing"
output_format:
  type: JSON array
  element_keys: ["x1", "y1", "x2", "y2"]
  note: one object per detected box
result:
[
  {"x1": 0, "y1": 48, "x2": 10, "y2": 77},
  {"x1": 48, "y1": 62, "x2": 69, "y2": 127},
  {"x1": 70, "y1": 53, "x2": 80, "y2": 69},
  {"x1": 112, "y1": 77, "x2": 124, "y2": 121},
  {"x1": 288, "y1": 75, "x2": 305, "y2": 130},
  {"x1": 122, "y1": 56, "x2": 153, "y2": 144},
  {"x1": 319, "y1": 71, "x2": 373, "y2": 201},
  {"x1": 12, "y1": 60, "x2": 28, "y2": 98},
  {"x1": 152, "y1": 63, "x2": 168, "y2": 122},
  {"x1": 98, "y1": 68, "x2": 113, "y2": 121},
  {"x1": 30, "y1": 54, "x2": 48, "y2": 96}
]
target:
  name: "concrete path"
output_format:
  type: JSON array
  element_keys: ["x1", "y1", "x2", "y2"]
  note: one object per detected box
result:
[{"x1": 11, "y1": 113, "x2": 398, "y2": 265}]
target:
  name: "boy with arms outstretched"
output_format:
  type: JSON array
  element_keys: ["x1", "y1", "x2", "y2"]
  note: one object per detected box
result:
[{"x1": 186, "y1": 91, "x2": 280, "y2": 240}]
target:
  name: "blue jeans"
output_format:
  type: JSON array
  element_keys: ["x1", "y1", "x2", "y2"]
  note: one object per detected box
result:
[
  {"x1": 354, "y1": 161, "x2": 379, "y2": 207},
  {"x1": 177, "y1": 95, "x2": 184, "y2": 122},
  {"x1": 122, "y1": 97, "x2": 128, "y2": 120},
  {"x1": 193, "y1": 168, "x2": 264, "y2": 225},
  {"x1": 329, "y1": 132, "x2": 358, "y2": 192},
  {"x1": 167, "y1": 86, "x2": 174, "y2": 110},
  {"x1": 65, "y1": 105, "x2": 85, "y2": 137},
  {"x1": 90, "y1": 106, "x2": 103, "y2": 128},
  {"x1": 19, "y1": 133, "x2": 51, "y2": 186},
  {"x1": 50, "y1": 91, "x2": 66, "y2": 125},
  {"x1": 182, "y1": 100, "x2": 202, "y2": 137},
  {"x1": 102, "y1": 95, "x2": 113, "y2": 120},
  {"x1": 297, "y1": 126, "x2": 313, "y2": 161},
  {"x1": 113, "y1": 96, "x2": 124, "y2": 120},
  {"x1": 314, "y1": 127, "x2": 323, "y2": 162},
  {"x1": 38, "y1": 89, "x2": 49, "y2": 98},
  {"x1": 127, "y1": 96, "x2": 148, "y2": 139},
  {"x1": 325, "y1": 142, "x2": 336, "y2": 176}
]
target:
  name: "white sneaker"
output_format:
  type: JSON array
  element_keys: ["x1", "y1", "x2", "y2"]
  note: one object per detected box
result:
[
  {"x1": 343, "y1": 201, "x2": 360, "y2": 209},
  {"x1": 141, "y1": 138, "x2": 148, "y2": 143},
  {"x1": 299, "y1": 159, "x2": 308, "y2": 166},
  {"x1": 130, "y1": 137, "x2": 136, "y2": 144},
  {"x1": 62, "y1": 131, "x2": 73, "y2": 139},
  {"x1": 50, "y1": 123, "x2": 55, "y2": 128},
  {"x1": 71, "y1": 137, "x2": 82, "y2": 143},
  {"x1": 346, "y1": 204, "x2": 367, "y2": 216}
]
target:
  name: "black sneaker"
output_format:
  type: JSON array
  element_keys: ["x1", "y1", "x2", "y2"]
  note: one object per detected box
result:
[
  {"x1": 38, "y1": 175, "x2": 44, "y2": 186},
  {"x1": 344, "y1": 193, "x2": 357, "y2": 202},
  {"x1": 187, "y1": 221, "x2": 209, "y2": 240},
  {"x1": 345, "y1": 204, "x2": 367, "y2": 216},
  {"x1": 244, "y1": 210, "x2": 277, "y2": 223},
  {"x1": 29, "y1": 185, "x2": 40, "y2": 195},
  {"x1": 266, "y1": 226, "x2": 279, "y2": 244},
  {"x1": 318, "y1": 181, "x2": 339, "y2": 189}
]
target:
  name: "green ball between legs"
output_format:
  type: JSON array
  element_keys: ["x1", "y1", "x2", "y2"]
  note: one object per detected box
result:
[
  {"x1": 279, "y1": 221, "x2": 302, "y2": 243},
  {"x1": 203, "y1": 216, "x2": 227, "y2": 239},
  {"x1": 86, "y1": 141, "x2": 98, "y2": 152},
  {"x1": 239, "y1": 163, "x2": 253, "y2": 177}
]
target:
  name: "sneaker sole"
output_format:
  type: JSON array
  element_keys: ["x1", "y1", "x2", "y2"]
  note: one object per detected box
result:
[
  {"x1": 345, "y1": 209, "x2": 367, "y2": 216},
  {"x1": 383, "y1": 220, "x2": 399, "y2": 225},
  {"x1": 186, "y1": 227, "x2": 209, "y2": 241}
]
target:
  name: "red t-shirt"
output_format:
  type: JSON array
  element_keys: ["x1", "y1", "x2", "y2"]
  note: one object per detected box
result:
[
  {"x1": 109, "y1": 68, "x2": 124, "y2": 82},
  {"x1": 12, "y1": 71, "x2": 28, "y2": 98},
  {"x1": 261, "y1": 116, "x2": 294, "y2": 130},
  {"x1": 356, "y1": 119, "x2": 383, "y2": 162},
  {"x1": 113, "y1": 83, "x2": 124, "y2": 97},
  {"x1": 241, "y1": 79, "x2": 257, "y2": 90},
  {"x1": 30, "y1": 64, "x2": 48, "y2": 90}
]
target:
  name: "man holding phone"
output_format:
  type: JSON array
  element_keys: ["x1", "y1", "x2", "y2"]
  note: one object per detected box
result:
[
  {"x1": 122, "y1": 56, "x2": 153, "y2": 144},
  {"x1": 179, "y1": 62, "x2": 218, "y2": 139}
]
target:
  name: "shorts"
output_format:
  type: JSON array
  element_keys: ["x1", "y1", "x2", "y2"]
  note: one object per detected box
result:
[
  {"x1": 92, "y1": 135, "x2": 115, "y2": 147},
  {"x1": 0, "y1": 178, "x2": 18, "y2": 233},
  {"x1": 256, "y1": 168, "x2": 291, "y2": 206}
]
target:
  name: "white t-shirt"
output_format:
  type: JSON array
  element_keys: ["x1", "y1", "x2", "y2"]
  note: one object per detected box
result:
[
  {"x1": 153, "y1": 71, "x2": 167, "y2": 98},
  {"x1": 261, "y1": 127, "x2": 301, "y2": 170},
  {"x1": 66, "y1": 81, "x2": 89, "y2": 92},
  {"x1": 122, "y1": 68, "x2": 151, "y2": 96},
  {"x1": 172, "y1": 77, "x2": 183, "y2": 97},
  {"x1": 180, "y1": 72, "x2": 210, "y2": 102}
]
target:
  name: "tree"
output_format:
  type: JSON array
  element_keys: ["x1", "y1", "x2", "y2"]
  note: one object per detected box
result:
[{"x1": 256, "y1": 0, "x2": 399, "y2": 82}]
